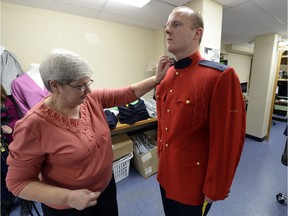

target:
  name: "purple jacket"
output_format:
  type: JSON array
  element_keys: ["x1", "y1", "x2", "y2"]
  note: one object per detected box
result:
[{"x1": 11, "y1": 73, "x2": 49, "y2": 117}]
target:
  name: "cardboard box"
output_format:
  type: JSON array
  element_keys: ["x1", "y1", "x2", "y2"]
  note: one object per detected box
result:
[
  {"x1": 143, "y1": 129, "x2": 157, "y2": 142},
  {"x1": 112, "y1": 134, "x2": 133, "y2": 161},
  {"x1": 132, "y1": 130, "x2": 159, "y2": 178}
]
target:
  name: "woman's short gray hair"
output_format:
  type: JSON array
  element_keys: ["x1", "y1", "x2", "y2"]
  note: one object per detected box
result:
[{"x1": 40, "y1": 49, "x2": 94, "y2": 92}]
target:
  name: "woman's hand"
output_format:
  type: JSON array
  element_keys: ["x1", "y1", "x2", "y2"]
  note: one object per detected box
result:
[
  {"x1": 131, "y1": 56, "x2": 173, "y2": 97},
  {"x1": 153, "y1": 56, "x2": 173, "y2": 85},
  {"x1": 67, "y1": 189, "x2": 101, "y2": 210},
  {"x1": 1, "y1": 125, "x2": 13, "y2": 134}
]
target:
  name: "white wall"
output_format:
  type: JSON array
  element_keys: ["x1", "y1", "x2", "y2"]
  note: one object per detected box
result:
[
  {"x1": 1, "y1": 3, "x2": 156, "y2": 92},
  {"x1": 187, "y1": 0, "x2": 223, "y2": 59},
  {"x1": 246, "y1": 34, "x2": 279, "y2": 139},
  {"x1": 225, "y1": 53, "x2": 252, "y2": 83}
]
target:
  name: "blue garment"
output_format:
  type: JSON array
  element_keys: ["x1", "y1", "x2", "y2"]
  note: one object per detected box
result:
[
  {"x1": 118, "y1": 99, "x2": 149, "y2": 124},
  {"x1": 104, "y1": 110, "x2": 118, "y2": 129}
]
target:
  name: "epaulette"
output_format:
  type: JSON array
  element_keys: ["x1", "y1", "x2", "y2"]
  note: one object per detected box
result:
[{"x1": 199, "y1": 60, "x2": 228, "y2": 72}]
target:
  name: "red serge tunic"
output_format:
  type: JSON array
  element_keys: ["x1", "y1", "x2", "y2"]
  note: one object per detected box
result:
[{"x1": 156, "y1": 52, "x2": 246, "y2": 205}]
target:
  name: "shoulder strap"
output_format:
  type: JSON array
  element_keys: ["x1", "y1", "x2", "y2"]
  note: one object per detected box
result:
[{"x1": 199, "y1": 60, "x2": 228, "y2": 72}]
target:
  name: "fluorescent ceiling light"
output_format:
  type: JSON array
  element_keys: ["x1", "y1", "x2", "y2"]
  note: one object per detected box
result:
[{"x1": 115, "y1": 0, "x2": 151, "y2": 8}]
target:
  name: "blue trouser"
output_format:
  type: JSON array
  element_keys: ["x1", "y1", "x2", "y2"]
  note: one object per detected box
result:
[{"x1": 160, "y1": 185, "x2": 212, "y2": 216}]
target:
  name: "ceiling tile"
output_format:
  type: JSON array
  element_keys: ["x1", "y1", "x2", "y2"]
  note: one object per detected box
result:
[
  {"x1": 223, "y1": 2, "x2": 282, "y2": 32},
  {"x1": 104, "y1": 0, "x2": 174, "y2": 26},
  {"x1": 55, "y1": 0, "x2": 106, "y2": 9},
  {"x1": 213, "y1": 0, "x2": 248, "y2": 9},
  {"x1": 253, "y1": 0, "x2": 287, "y2": 25},
  {"x1": 160, "y1": 0, "x2": 192, "y2": 6}
]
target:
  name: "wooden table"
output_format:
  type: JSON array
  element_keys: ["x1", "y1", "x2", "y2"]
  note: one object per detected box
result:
[{"x1": 110, "y1": 118, "x2": 158, "y2": 136}]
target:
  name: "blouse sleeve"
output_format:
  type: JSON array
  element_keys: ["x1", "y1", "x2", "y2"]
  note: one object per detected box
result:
[
  {"x1": 203, "y1": 68, "x2": 246, "y2": 200},
  {"x1": 89, "y1": 86, "x2": 138, "y2": 109},
  {"x1": 6, "y1": 120, "x2": 45, "y2": 196}
]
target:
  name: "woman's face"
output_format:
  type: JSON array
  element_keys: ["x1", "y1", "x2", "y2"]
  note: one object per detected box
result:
[{"x1": 57, "y1": 77, "x2": 93, "y2": 108}]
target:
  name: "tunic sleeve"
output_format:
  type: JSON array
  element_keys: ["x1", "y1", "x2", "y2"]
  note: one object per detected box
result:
[{"x1": 203, "y1": 68, "x2": 246, "y2": 200}]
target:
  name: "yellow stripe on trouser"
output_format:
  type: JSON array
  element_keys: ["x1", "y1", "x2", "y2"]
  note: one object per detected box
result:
[{"x1": 202, "y1": 201, "x2": 208, "y2": 216}]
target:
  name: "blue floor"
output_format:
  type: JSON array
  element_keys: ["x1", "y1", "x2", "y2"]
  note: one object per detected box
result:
[{"x1": 9, "y1": 120, "x2": 287, "y2": 216}]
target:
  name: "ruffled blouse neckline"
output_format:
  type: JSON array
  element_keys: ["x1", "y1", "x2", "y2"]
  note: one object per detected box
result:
[{"x1": 37, "y1": 99, "x2": 96, "y2": 141}]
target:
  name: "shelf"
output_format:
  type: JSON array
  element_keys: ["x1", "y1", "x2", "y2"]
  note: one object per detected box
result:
[
  {"x1": 110, "y1": 118, "x2": 158, "y2": 136},
  {"x1": 280, "y1": 51, "x2": 287, "y2": 64},
  {"x1": 272, "y1": 113, "x2": 287, "y2": 122},
  {"x1": 274, "y1": 100, "x2": 288, "y2": 106}
]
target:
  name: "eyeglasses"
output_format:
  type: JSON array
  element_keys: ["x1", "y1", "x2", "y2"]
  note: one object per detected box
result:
[{"x1": 65, "y1": 79, "x2": 94, "y2": 92}]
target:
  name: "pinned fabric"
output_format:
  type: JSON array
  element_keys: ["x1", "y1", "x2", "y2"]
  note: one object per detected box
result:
[{"x1": 118, "y1": 99, "x2": 149, "y2": 124}]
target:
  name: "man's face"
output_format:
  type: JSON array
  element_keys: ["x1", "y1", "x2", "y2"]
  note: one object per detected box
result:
[{"x1": 165, "y1": 10, "x2": 200, "y2": 59}]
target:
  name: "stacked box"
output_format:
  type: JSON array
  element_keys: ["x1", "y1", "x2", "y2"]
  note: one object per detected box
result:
[
  {"x1": 112, "y1": 133, "x2": 133, "y2": 161},
  {"x1": 132, "y1": 130, "x2": 159, "y2": 178}
]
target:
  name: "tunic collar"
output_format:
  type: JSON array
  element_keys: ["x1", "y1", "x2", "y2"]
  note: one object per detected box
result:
[{"x1": 173, "y1": 52, "x2": 201, "y2": 69}]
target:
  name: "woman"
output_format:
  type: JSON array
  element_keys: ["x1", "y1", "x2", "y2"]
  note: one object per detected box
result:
[
  {"x1": 1, "y1": 85, "x2": 20, "y2": 143},
  {"x1": 6, "y1": 49, "x2": 171, "y2": 216},
  {"x1": 1, "y1": 84, "x2": 20, "y2": 215}
]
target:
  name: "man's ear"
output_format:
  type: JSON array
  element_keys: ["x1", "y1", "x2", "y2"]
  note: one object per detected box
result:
[{"x1": 195, "y1": 27, "x2": 203, "y2": 39}]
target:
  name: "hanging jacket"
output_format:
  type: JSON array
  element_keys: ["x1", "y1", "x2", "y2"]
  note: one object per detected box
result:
[{"x1": 1, "y1": 50, "x2": 24, "y2": 95}]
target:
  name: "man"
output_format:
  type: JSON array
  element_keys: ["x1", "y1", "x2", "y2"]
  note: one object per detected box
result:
[{"x1": 155, "y1": 6, "x2": 246, "y2": 216}]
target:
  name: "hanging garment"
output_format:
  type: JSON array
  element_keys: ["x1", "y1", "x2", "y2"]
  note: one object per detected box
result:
[
  {"x1": 11, "y1": 73, "x2": 50, "y2": 117},
  {"x1": 142, "y1": 97, "x2": 157, "y2": 118},
  {"x1": 1, "y1": 50, "x2": 24, "y2": 95}
]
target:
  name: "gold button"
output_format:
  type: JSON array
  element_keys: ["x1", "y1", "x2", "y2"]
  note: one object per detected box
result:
[
  {"x1": 169, "y1": 89, "x2": 173, "y2": 93},
  {"x1": 176, "y1": 71, "x2": 179, "y2": 75},
  {"x1": 196, "y1": 161, "x2": 200, "y2": 166},
  {"x1": 156, "y1": 95, "x2": 159, "y2": 98},
  {"x1": 165, "y1": 143, "x2": 169, "y2": 147},
  {"x1": 186, "y1": 100, "x2": 191, "y2": 104},
  {"x1": 167, "y1": 109, "x2": 170, "y2": 113},
  {"x1": 165, "y1": 127, "x2": 168, "y2": 131}
]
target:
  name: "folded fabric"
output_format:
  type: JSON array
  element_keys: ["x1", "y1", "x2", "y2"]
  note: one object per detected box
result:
[
  {"x1": 104, "y1": 109, "x2": 118, "y2": 129},
  {"x1": 118, "y1": 99, "x2": 149, "y2": 124},
  {"x1": 141, "y1": 97, "x2": 157, "y2": 118}
]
